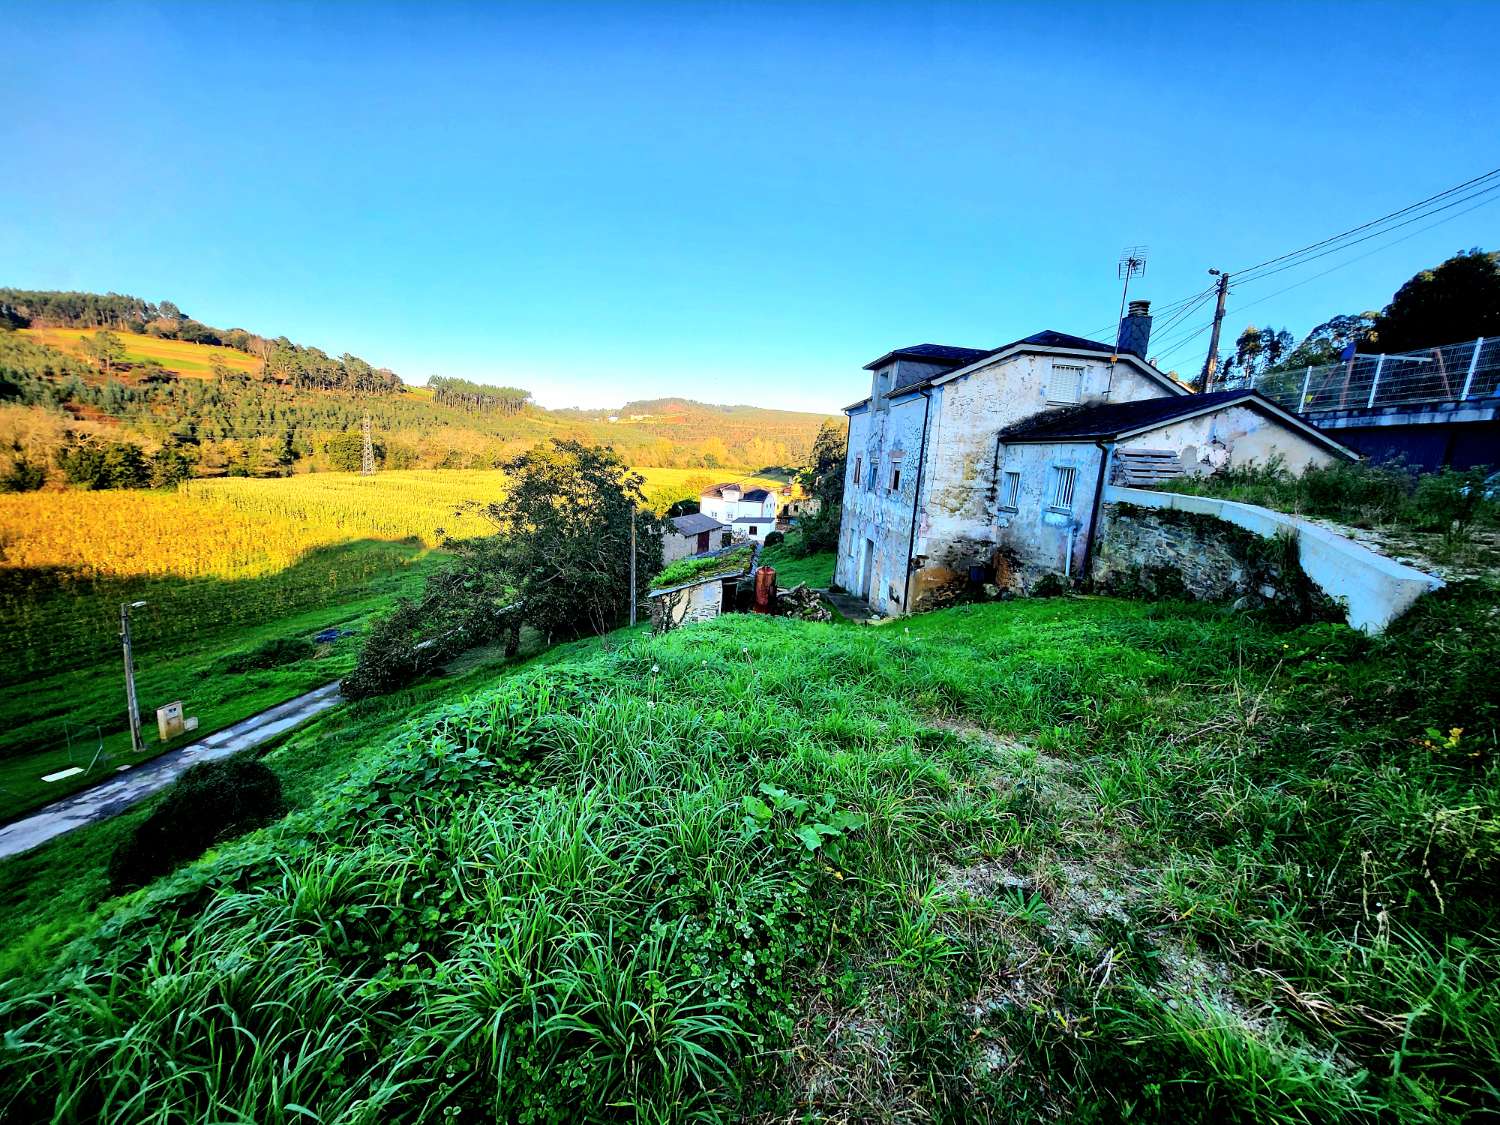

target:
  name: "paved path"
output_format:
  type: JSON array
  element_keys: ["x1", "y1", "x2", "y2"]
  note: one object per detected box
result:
[
  {"x1": 815, "y1": 587, "x2": 883, "y2": 624},
  {"x1": 0, "y1": 682, "x2": 343, "y2": 860}
]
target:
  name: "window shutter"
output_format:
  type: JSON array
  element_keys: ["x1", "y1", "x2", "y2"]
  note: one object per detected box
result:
[{"x1": 1047, "y1": 364, "x2": 1084, "y2": 405}]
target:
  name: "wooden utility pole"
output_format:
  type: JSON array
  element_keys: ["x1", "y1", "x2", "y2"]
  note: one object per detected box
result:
[
  {"x1": 628, "y1": 505, "x2": 637, "y2": 627},
  {"x1": 1200, "y1": 270, "x2": 1230, "y2": 391},
  {"x1": 120, "y1": 601, "x2": 145, "y2": 754}
]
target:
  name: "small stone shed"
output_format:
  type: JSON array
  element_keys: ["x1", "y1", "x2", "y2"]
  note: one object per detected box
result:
[
  {"x1": 991, "y1": 389, "x2": 1358, "y2": 585},
  {"x1": 662, "y1": 512, "x2": 731, "y2": 564},
  {"x1": 646, "y1": 544, "x2": 758, "y2": 633}
]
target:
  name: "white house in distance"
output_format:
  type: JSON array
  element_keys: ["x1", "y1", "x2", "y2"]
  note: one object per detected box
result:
[
  {"x1": 836, "y1": 301, "x2": 1357, "y2": 616},
  {"x1": 699, "y1": 482, "x2": 778, "y2": 543}
]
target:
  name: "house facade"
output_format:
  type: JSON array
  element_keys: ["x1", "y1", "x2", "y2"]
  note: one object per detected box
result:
[
  {"x1": 836, "y1": 302, "x2": 1355, "y2": 616},
  {"x1": 700, "y1": 482, "x2": 778, "y2": 542}
]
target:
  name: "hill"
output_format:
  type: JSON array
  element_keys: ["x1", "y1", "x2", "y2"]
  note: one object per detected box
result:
[
  {"x1": 0, "y1": 591, "x2": 1495, "y2": 1120},
  {"x1": 0, "y1": 288, "x2": 837, "y2": 479}
]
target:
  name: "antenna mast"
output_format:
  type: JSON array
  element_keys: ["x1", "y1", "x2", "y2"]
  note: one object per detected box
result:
[{"x1": 1110, "y1": 245, "x2": 1148, "y2": 366}]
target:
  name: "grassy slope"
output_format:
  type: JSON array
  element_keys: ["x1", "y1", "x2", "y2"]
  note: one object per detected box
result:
[
  {"x1": 0, "y1": 626, "x2": 634, "y2": 981},
  {"x1": 18, "y1": 326, "x2": 260, "y2": 377},
  {"x1": 2, "y1": 591, "x2": 1495, "y2": 1122},
  {"x1": 0, "y1": 549, "x2": 443, "y2": 821},
  {"x1": 758, "y1": 543, "x2": 836, "y2": 588}
]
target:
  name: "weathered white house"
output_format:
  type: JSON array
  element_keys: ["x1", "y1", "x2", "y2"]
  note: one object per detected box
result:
[
  {"x1": 661, "y1": 512, "x2": 732, "y2": 563},
  {"x1": 700, "y1": 482, "x2": 778, "y2": 542},
  {"x1": 836, "y1": 302, "x2": 1357, "y2": 615}
]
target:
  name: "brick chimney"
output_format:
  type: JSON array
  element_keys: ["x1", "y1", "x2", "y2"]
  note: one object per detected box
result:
[{"x1": 1117, "y1": 299, "x2": 1152, "y2": 357}]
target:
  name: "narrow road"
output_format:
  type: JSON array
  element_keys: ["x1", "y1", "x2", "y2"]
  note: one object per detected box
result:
[{"x1": 0, "y1": 682, "x2": 343, "y2": 860}]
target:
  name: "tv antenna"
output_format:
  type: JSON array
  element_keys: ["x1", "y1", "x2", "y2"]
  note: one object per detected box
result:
[{"x1": 1109, "y1": 245, "x2": 1148, "y2": 367}]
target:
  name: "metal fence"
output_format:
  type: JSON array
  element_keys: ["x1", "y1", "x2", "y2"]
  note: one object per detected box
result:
[{"x1": 1223, "y1": 336, "x2": 1499, "y2": 414}]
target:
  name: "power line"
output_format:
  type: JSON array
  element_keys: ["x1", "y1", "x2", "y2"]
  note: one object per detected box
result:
[
  {"x1": 1228, "y1": 165, "x2": 1500, "y2": 281},
  {"x1": 1082, "y1": 165, "x2": 1500, "y2": 351},
  {"x1": 1232, "y1": 179, "x2": 1500, "y2": 288},
  {"x1": 1150, "y1": 185, "x2": 1500, "y2": 375}
]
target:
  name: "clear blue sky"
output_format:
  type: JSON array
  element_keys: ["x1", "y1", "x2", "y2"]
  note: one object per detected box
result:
[{"x1": 4, "y1": 2, "x2": 1497, "y2": 412}]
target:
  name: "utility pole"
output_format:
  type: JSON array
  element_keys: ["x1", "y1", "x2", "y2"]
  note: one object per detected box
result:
[
  {"x1": 628, "y1": 504, "x2": 637, "y2": 627},
  {"x1": 120, "y1": 600, "x2": 147, "y2": 754},
  {"x1": 1200, "y1": 270, "x2": 1231, "y2": 391},
  {"x1": 360, "y1": 411, "x2": 375, "y2": 476}
]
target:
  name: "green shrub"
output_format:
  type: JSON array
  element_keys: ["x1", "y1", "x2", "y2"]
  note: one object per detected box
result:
[
  {"x1": 107, "y1": 757, "x2": 285, "y2": 889},
  {"x1": 0, "y1": 456, "x2": 46, "y2": 492},
  {"x1": 763, "y1": 530, "x2": 785, "y2": 547},
  {"x1": 219, "y1": 635, "x2": 316, "y2": 673}
]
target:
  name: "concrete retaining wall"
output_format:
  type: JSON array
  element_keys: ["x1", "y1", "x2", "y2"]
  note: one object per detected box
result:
[{"x1": 1101, "y1": 485, "x2": 1444, "y2": 633}]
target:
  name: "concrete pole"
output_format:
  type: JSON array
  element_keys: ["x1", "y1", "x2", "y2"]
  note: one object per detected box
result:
[
  {"x1": 1200, "y1": 271, "x2": 1230, "y2": 391},
  {"x1": 120, "y1": 602, "x2": 144, "y2": 754},
  {"x1": 628, "y1": 505, "x2": 637, "y2": 627}
]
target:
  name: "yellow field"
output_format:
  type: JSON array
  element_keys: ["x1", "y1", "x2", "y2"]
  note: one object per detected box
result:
[
  {"x1": 18, "y1": 327, "x2": 260, "y2": 377},
  {"x1": 0, "y1": 467, "x2": 786, "y2": 582}
]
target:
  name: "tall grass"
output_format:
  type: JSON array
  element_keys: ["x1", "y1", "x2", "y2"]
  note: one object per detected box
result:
[{"x1": 1, "y1": 590, "x2": 1496, "y2": 1122}]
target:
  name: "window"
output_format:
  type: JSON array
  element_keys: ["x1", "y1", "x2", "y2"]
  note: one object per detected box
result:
[
  {"x1": 748, "y1": 526, "x2": 758, "y2": 536},
  {"x1": 889, "y1": 450, "x2": 905, "y2": 493},
  {"x1": 1048, "y1": 465, "x2": 1078, "y2": 513},
  {"x1": 852, "y1": 456, "x2": 863, "y2": 485},
  {"x1": 866, "y1": 458, "x2": 878, "y2": 491},
  {"x1": 1047, "y1": 363, "x2": 1084, "y2": 405},
  {"x1": 999, "y1": 470, "x2": 1021, "y2": 511}
]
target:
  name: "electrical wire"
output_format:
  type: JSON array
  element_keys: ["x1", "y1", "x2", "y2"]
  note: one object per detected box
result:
[{"x1": 1229, "y1": 166, "x2": 1500, "y2": 281}]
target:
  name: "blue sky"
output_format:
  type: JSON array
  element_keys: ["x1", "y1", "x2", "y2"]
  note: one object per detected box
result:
[{"x1": 3, "y1": 1, "x2": 1498, "y2": 413}]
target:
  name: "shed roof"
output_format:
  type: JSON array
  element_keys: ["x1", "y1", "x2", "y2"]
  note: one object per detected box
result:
[
  {"x1": 670, "y1": 513, "x2": 727, "y2": 536},
  {"x1": 995, "y1": 389, "x2": 1358, "y2": 457}
]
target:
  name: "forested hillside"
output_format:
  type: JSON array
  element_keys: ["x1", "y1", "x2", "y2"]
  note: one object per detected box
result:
[{"x1": 0, "y1": 289, "x2": 835, "y2": 483}]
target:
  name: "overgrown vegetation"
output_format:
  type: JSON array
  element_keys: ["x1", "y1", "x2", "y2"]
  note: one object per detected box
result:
[
  {"x1": 107, "y1": 757, "x2": 285, "y2": 889},
  {"x1": 3, "y1": 586, "x2": 1496, "y2": 1121},
  {"x1": 1163, "y1": 458, "x2": 1498, "y2": 560},
  {"x1": 651, "y1": 544, "x2": 755, "y2": 589},
  {"x1": 343, "y1": 441, "x2": 662, "y2": 699}
]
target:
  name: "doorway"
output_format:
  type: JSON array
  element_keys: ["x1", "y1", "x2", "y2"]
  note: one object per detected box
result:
[{"x1": 859, "y1": 538, "x2": 876, "y2": 600}]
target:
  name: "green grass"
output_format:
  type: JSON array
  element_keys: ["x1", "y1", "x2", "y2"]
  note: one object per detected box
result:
[
  {"x1": 758, "y1": 541, "x2": 835, "y2": 588},
  {"x1": 1, "y1": 591, "x2": 1496, "y2": 1122},
  {"x1": 0, "y1": 551, "x2": 445, "y2": 822}
]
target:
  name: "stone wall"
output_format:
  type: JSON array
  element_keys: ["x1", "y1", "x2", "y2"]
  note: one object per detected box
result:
[
  {"x1": 648, "y1": 580, "x2": 725, "y2": 633},
  {"x1": 1090, "y1": 502, "x2": 1339, "y2": 620}
]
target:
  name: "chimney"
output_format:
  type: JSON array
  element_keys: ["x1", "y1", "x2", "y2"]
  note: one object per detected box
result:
[{"x1": 1117, "y1": 299, "x2": 1152, "y2": 357}]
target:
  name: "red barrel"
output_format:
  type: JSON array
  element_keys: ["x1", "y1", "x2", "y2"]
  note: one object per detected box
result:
[{"x1": 753, "y1": 566, "x2": 777, "y2": 614}]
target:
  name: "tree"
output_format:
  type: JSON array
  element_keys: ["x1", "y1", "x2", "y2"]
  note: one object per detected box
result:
[
  {"x1": 474, "y1": 439, "x2": 662, "y2": 640},
  {"x1": 81, "y1": 330, "x2": 126, "y2": 375},
  {"x1": 794, "y1": 420, "x2": 846, "y2": 555},
  {"x1": 1281, "y1": 313, "x2": 1377, "y2": 370},
  {"x1": 1372, "y1": 248, "x2": 1500, "y2": 353}
]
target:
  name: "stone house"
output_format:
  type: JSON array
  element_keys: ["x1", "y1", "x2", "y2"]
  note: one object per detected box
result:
[
  {"x1": 646, "y1": 544, "x2": 757, "y2": 632},
  {"x1": 662, "y1": 512, "x2": 731, "y2": 564},
  {"x1": 836, "y1": 302, "x2": 1357, "y2": 615}
]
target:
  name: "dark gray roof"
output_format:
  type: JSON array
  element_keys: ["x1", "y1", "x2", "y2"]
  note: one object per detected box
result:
[
  {"x1": 670, "y1": 513, "x2": 726, "y2": 536},
  {"x1": 732, "y1": 515, "x2": 771, "y2": 525},
  {"x1": 701, "y1": 483, "x2": 771, "y2": 501},
  {"x1": 999, "y1": 329, "x2": 1115, "y2": 355},
  {"x1": 995, "y1": 390, "x2": 1353, "y2": 457},
  {"x1": 850, "y1": 331, "x2": 1133, "y2": 411},
  {"x1": 863, "y1": 343, "x2": 993, "y2": 372}
]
